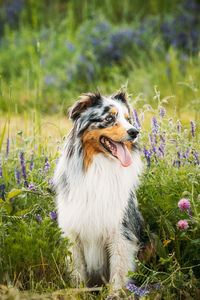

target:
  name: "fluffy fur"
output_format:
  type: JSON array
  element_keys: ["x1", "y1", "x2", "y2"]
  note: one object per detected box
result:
[{"x1": 53, "y1": 91, "x2": 144, "y2": 289}]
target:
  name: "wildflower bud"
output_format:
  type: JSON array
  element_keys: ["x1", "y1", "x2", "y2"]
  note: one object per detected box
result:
[
  {"x1": 35, "y1": 214, "x2": 42, "y2": 224},
  {"x1": 177, "y1": 220, "x2": 189, "y2": 231},
  {"x1": 0, "y1": 155, "x2": 2, "y2": 178},
  {"x1": 49, "y1": 211, "x2": 57, "y2": 221},
  {"x1": 15, "y1": 166, "x2": 20, "y2": 185},
  {"x1": 178, "y1": 198, "x2": 191, "y2": 210},
  {"x1": 44, "y1": 157, "x2": 50, "y2": 174},
  {"x1": 133, "y1": 108, "x2": 141, "y2": 131},
  {"x1": 151, "y1": 116, "x2": 159, "y2": 134},
  {"x1": 160, "y1": 106, "x2": 166, "y2": 119},
  {"x1": 190, "y1": 121, "x2": 196, "y2": 138},
  {"x1": 6, "y1": 138, "x2": 10, "y2": 156},
  {"x1": 177, "y1": 121, "x2": 181, "y2": 134}
]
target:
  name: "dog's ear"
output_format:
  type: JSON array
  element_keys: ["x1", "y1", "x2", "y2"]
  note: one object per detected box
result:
[
  {"x1": 112, "y1": 91, "x2": 128, "y2": 104},
  {"x1": 70, "y1": 92, "x2": 102, "y2": 121}
]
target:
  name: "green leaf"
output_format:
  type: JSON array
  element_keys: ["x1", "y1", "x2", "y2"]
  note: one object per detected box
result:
[
  {"x1": 6, "y1": 189, "x2": 25, "y2": 201},
  {"x1": 4, "y1": 202, "x2": 12, "y2": 214}
]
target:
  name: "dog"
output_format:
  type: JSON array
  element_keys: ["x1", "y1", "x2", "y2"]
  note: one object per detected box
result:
[{"x1": 53, "y1": 91, "x2": 144, "y2": 289}]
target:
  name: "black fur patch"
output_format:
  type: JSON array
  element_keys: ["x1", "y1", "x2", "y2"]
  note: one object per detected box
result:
[
  {"x1": 122, "y1": 191, "x2": 144, "y2": 242},
  {"x1": 112, "y1": 91, "x2": 127, "y2": 103}
]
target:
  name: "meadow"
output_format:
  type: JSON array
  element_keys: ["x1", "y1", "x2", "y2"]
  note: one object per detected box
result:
[{"x1": 0, "y1": 0, "x2": 200, "y2": 299}]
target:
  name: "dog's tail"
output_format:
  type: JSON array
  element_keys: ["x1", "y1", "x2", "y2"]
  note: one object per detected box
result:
[{"x1": 138, "y1": 233, "x2": 156, "y2": 264}]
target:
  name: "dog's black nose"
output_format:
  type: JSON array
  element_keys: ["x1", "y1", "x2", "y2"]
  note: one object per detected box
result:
[{"x1": 127, "y1": 128, "x2": 139, "y2": 139}]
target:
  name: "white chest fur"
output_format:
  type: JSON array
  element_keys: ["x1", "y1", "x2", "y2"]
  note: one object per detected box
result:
[{"x1": 56, "y1": 152, "x2": 143, "y2": 242}]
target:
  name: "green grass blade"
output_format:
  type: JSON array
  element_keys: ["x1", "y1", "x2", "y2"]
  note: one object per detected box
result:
[{"x1": 0, "y1": 119, "x2": 7, "y2": 152}]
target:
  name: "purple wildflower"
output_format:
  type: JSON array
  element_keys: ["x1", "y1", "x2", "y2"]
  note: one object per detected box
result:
[
  {"x1": 21, "y1": 214, "x2": 24, "y2": 221},
  {"x1": 35, "y1": 214, "x2": 42, "y2": 224},
  {"x1": 15, "y1": 166, "x2": 20, "y2": 185},
  {"x1": 44, "y1": 157, "x2": 50, "y2": 174},
  {"x1": 28, "y1": 183, "x2": 36, "y2": 191},
  {"x1": 6, "y1": 138, "x2": 10, "y2": 156},
  {"x1": 177, "y1": 220, "x2": 189, "y2": 231},
  {"x1": 173, "y1": 159, "x2": 181, "y2": 168},
  {"x1": 177, "y1": 121, "x2": 181, "y2": 134},
  {"x1": 151, "y1": 116, "x2": 159, "y2": 134},
  {"x1": 133, "y1": 108, "x2": 141, "y2": 131},
  {"x1": 160, "y1": 106, "x2": 166, "y2": 118},
  {"x1": 143, "y1": 145, "x2": 151, "y2": 168},
  {"x1": 178, "y1": 198, "x2": 191, "y2": 210},
  {"x1": 190, "y1": 121, "x2": 196, "y2": 137},
  {"x1": 0, "y1": 184, "x2": 5, "y2": 200},
  {"x1": 48, "y1": 178, "x2": 54, "y2": 188},
  {"x1": 19, "y1": 152, "x2": 28, "y2": 187},
  {"x1": 158, "y1": 144, "x2": 165, "y2": 158},
  {"x1": 191, "y1": 149, "x2": 199, "y2": 165},
  {"x1": 159, "y1": 134, "x2": 166, "y2": 143},
  {"x1": 126, "y1": 282, "x2": 151, "y2": 296},
  {"x1": 49, "y1": 211, "x2": 57, "y2": 221},
  {"x1": 186, "y1": 149, "x2": 190, "y2": 160},
  {"x1": 0, "y1": 155, "x2": 2, "y2": 177},
  {"x1": 29, "y1": 153, "x2": 34, "y2": 171}
]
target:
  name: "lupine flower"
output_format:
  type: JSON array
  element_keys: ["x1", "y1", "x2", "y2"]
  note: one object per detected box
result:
[
  {"x1": 49, "y1": 211, "x2": 57, "y2": 221},
  {"x1": 160, "y1": 106, "x2": 166, "y2": 118},
  {"x1": 143, "y1": 145, "x2": 151, "y2": 168},
  {"x1": 35, "y1": 214, "x2": 42, "y2": 224},
  {"x1": 151, "y1": 116, "x2": 159, "y2": 134},
  {"x1": 177, "y1": 220, "x2": 189, "y2": 231},
  {"x1": 126, "y1": 282, "x2": 151, "y2": 296},
  {"x1": 21, "y1": 214, "x2": 24, "y2": 221},
  {"x1": 6, "y1": 138, "x2": 10, "y2": 156},
  {"x1": 0, "y1": 184, "x2": 5, "y2": 200},
  {"x1": 177, "y1": 121, "x2": 181, "y2": 134},
  {"x1": 0, "y1": 155, "x2": 2, "y2": 177},
  {"x1": 190, "y1": 121, "x2": 196, "y2": 137},
  {"x1": 178, "y1": 198, "x2": 191, "y2": 210},
  {"x1": 19, "y1": 152, "x2": 28, "y2": 187},
  {"x1": 44, "y1": 157, "x2": 50, "y2": 174},
  {"x1": 15, "y1": 166, "x2": 20, "y2": 185},
  {"x1": 133, "y1": 108, "x2": 141, "y2": 131}
]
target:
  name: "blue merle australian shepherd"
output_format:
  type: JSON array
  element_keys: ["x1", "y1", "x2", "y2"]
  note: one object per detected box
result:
[{"x1": 53, "y1": 91, "x2": 144, "y2": 289}]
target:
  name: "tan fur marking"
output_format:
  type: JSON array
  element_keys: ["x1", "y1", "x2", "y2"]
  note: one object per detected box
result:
[
  {"x1": 109, "y1": 108, "x2": 117, "y2": 115},
  {"x1": 125, "y1": 112, "x2": 128, "y2": 119},
  {"x1": 82, "y1": 124, "x2": 127, "y2": 171}
]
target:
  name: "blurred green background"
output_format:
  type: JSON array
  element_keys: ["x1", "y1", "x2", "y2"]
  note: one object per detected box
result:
[{"x1": 0, "y1": 0, "x2": 200, "y2": 119}]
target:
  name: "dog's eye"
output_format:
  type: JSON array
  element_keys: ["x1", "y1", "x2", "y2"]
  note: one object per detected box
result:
[
  {"x1": 127, "y1": 117, "x2": 132, "y2": 124},
  {"x1": 105, "y1": 115, "x2": 115, "y2": 122}
]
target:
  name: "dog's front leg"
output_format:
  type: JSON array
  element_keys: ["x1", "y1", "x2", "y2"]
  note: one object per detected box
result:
[
  {"x1": 109, "y1": 234, "x2": 138, "y2": 290},
  {"x1": 70, "y1": 235, "x2": 88, "y2": 286}
]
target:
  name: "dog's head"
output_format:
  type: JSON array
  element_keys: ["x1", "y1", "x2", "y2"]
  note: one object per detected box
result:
[{"x1": 70, "y1": 91, "x2": 139, "y2": 170}]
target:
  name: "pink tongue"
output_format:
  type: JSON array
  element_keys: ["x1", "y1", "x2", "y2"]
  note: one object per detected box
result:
[{"x1": 112, "y1": 142, "x2": 132, "y2": 167}]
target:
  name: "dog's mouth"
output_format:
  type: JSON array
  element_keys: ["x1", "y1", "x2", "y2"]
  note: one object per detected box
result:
[{"x1": 100, "y1": 136, "x2": 132, "y2": 167}]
